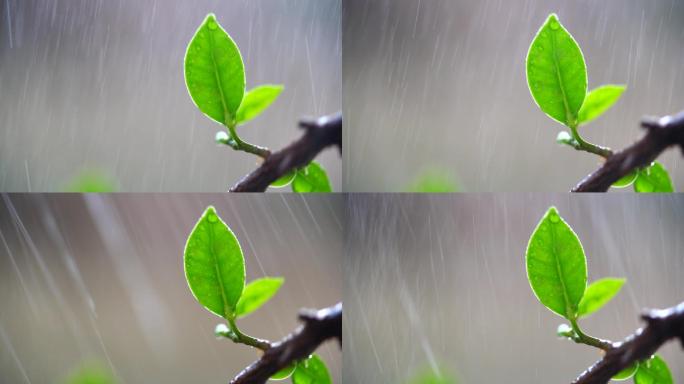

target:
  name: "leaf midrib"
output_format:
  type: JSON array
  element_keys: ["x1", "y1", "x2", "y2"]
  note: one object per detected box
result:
[
  {"x1": 207, "y1": 219, "x2": 231, "y2": 319},
  {"x1": 549, "y1": 218, "x2": 574, "y2": 319},
  {"x1": 549, "y1": 26, "x2": 575, "y2": 127},
  {"x1": 207, "y1": 26, "x2": 231, "y2": 126}
]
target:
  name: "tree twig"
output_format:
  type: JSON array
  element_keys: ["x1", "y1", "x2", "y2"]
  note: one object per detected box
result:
[
  {"x1": 230, "y1": 302, "x2": 342, "y2": 384},
  {"x1": 572, "y1": 301, "x2": 684, "y2": 384},
  {"x1": 229, "y1": 112, "x2": 342, "y2": 192},
  {"x1": 572, "y1": 110, "x2": 684, "y2": 192}
]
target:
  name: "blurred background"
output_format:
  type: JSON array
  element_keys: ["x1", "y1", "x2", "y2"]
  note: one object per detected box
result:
[
  {"x1": 0, "y1": 0, "x2": 341, "y2": 191},
  {"x1": 345, "y1": 194, "x2": 684, "y2": 382},
  {"x1": 0, "y1": 194, "x2": 342, "y2": 382},
  {"x1": 344, "y1": 0, "x2": 684, "y2": 191}
]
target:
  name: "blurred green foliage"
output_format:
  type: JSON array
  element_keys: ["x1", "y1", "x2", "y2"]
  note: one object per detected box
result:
[
  {"x1": 406, "y1": 169, "x2": 459, "y2": 193},
  {"x1": 64, "y1": 362, "x2": 114, "y2": 384},
  {"x1": 63, "y1": 170, "x2": 117, "y2": 192}
]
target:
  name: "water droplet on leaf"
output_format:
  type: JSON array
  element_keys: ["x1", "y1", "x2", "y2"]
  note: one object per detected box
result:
[
  {"x1": 549, "y1": 211, "x2": 560, "y2": 223},
  {"x1": 207, "y1": 212, "x2": 218, "y2": 223}
]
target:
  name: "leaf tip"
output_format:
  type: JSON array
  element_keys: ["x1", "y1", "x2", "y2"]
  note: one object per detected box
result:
[{"x1": 545, "y1": 206, "x2": 559, "y2": 217}]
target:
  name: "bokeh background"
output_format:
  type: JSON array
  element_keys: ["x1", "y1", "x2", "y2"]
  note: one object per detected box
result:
[
  {"x1": 0, "y1": 0, "x2": 341, "y2": 191},
  {"x1": 345, "y1": 194, "x2": 684, "y2": 382},
  {"x1": 0, "y1": 194, "x2": 342, "y2": 382},
  {"x1": 344, "y1": 0, "x2": 684, "y2": 191}
]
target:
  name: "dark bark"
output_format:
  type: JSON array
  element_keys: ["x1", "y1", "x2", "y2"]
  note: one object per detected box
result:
[
  {"x1": 230, "y1": 303, "x2": 342, "y2": 384},
  {"x1": 230, "y1": 112, "x2": 342, "y2": 192},
  {"x1": 573, "y1": 110, "x2": 684, "y2": 192},
  {"x1": 572, "y1": 301, "x2": 684, "y2": 384}
]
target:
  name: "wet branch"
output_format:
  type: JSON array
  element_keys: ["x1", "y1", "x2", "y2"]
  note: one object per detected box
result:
[
  {"x1": 230, "y1": 302, "x2": 342, "y2": 384},
  {"x1": 572, "y1": 110, "x2": 684, "y2": 192},
  {"x1": 572, "y1": 301, "x2": 684, "y2": 384},
  {"x1": 229, "y1": 112, "x2": 342, "y2": 192}
]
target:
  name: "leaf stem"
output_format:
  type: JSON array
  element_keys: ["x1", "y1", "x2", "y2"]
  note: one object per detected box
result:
[
  {"x1": 228, "y1": 317, "x2": 271, "y2": 351},
  {"x1": 570, "y1": 318, "x2": 613, "y2": 351},
  {"x1": 569, "y1": 124, "x2": 613, "y2": 159},
  {"x1": 227, "y1": 121, "x2": 271, "y2": 159}
]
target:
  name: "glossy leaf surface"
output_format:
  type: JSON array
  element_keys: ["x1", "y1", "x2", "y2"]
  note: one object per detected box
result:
[
  {"x1": 526, "y1": 207, "x2": 587, "y2": 319},
  {"x1": 184, "y1": 206, "x2": 245, "y2": 319}
]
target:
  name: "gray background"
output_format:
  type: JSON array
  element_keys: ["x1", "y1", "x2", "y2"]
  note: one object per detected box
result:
[
  {"x1": 345, "y1": 194, "x2": 684, "y2": 383},
  {"x1": 0, "y1": 194, "x2": 342, "y2": 383},
  {"x1": 0, "y1": 0, "x2": 341, "y2": 191},
  {"x1": 344, "y1": 0, "x2": 684, "y2": 191}
]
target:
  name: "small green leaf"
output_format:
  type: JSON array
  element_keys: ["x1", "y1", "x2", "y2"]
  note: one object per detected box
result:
[
  {"x1": 577, "y1": 85, "x2": 626, "y2": 125},
  {"x1": 634, "y1": 355, "x2": 673, "y2": 384},
  {"x1": 292, "y1": 162, "x2": 332, "y2": 193},
  {"x1": 526, "y1": 14, "x2": 587, "y2": 127},
  {"x1": 577, "y1": 278, "x2": 625, "y2": 318},
  {"x1": 634, "y1": 162, "x2": 675, "y2": 193},
  {"x1": 292, "y1": 355, "x2": 332, "y2": 384},
  {"x1": 235, "y1": 277, "x2": 284, "y2": 318},
  {"x1": 185, "y1": 14, "x2": 245, "y2": 125},
  {"x1": 270, "y1": 363, "x2": 297, "y2": 381},
  {"x1": 612, "y1": 362, "x2": 638, "y2": 381},
  {"x1": 526, "y1": 207, "x2": 587, "y2": 319},
  {"x1": 270, "y1": 170, "x2": 296, "y2": 188},
  {"x1": 612, "y1": 170, "x2": 638, "y2": 189},
  {"x1": 184, "y1": 206, "x2": 245, "y2": 319},
  {"x1": 236, "y1": 85, "x2": 283, "y2": 124}
]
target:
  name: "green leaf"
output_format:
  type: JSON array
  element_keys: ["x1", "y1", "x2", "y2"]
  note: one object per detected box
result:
[
  {"x1": 185, "y1": 14, "x2": 245, "y2": 125},
  {"x1": 634, "y1": 355, "x2": 673, "y2": 384},
  {"x1": 612, "y1": 170, "x2": 638, "y2": 189},
  {"x1": 526, "y1": 207, "x2": 587, "y2": 319},
  {"x1": 612, "y1": 362, "x2": 638, "y2": 381},
  {"x1": 270, "y1": 170, "x2": 296, "y2": 188},
  {"x1": 634, "y1": 162, "x2": 675, "y2": 193},
  {"x1": 235, "y1": 277, "x2": 284, "y2": 318},
  {"x1": 184, "y1": 206, "x2": 245, "y2": 319},
  {"x1": 236, "y1": 85, "x2": 283, "y2": 124},
  {"x1": 526, "y1": 14, "x2": 587, "y2": 127},
  {"x1": 292, "y1": 355, "x2": 332, "y2": 384},
  {"x1": 577, "y1": 278, "x2": 625, "y2": 318},
  {"x1": 292, "y1": 162, "x2": 332, "y2": 193},
  {"x1": 577, "y1": 85, "x2": 626, "y2": 125},
  {"x1": 270, "y1": 363, "x2": 296, "y2": 381}
]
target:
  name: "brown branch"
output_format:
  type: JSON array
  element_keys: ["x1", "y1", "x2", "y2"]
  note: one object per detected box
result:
[
  {"x1": 572, "y1": 110, "x2": 684, "y2": 192},
  {"x1": 230, "y1": 302, "x2": 342, "y2": 384},
  {"x1": 572, "y1": 301, "x2": 684, "y2": 384},
  {"x1": 229, "y1": 112, "x2": 342, "y2": 192}
]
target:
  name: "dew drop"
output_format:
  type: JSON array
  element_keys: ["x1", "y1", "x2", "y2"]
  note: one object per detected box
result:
[
  {"x1": 208, "y1": 20, "x2": 218, "y2": 30},
  {"x1": 549, "y1": 211, "x2": 560, "y2": 223},
  {"x1": 207, "y1": 212, "x2": 218, "y2": 223},
  {"x1": 549, "y1": 20, "x2": 560, "y2": 30}
]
